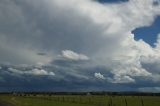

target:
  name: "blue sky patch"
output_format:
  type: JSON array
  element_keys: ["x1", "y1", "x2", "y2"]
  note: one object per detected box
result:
[
  {"x1": 97, "y1": 0, "x2": 128, "y2": 3},
  {"x1": 133, "y1": 16, "x2": 160, "y2": 47}
]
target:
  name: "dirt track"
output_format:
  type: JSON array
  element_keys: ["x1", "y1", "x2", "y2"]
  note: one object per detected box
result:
[{"x1": 0, "y1": 101, "x2": 15, "y2": 106}]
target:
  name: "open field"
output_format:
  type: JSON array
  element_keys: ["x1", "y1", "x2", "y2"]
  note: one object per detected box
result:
[{"x1": 0, "y1": 94, "x2": 160, "y2": 106}]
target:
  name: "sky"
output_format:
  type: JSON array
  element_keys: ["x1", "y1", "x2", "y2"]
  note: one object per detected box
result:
[
  {"x1": 0, "y1": 0, "x2": 160, "y2": 92},
  {"x1": 97, "y1": 0, "x2": 128, "y2": 3},
  {"x1": 133, "y1": 16, "x2": 160, "y2": 46}
]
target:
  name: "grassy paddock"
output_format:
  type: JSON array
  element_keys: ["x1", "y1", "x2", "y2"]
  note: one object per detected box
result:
[{"x1": 0, "y1": 94, "x2": 160, "y2": 106}]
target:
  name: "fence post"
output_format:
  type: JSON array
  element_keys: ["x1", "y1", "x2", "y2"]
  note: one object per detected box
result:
[
  {"x1": 89, "y1": 97, "x2": 91, "y2": 104},
  {"x1": 79, "y1": 96, "x2": 82, "y2": 104},
  {"x1": 62, "y1": 96, "x2": 64, "y2": 102},
  {"x1": 141, "y1": 98, "x2": 144, "y2": 106},
  {"x1": 108, "y1": 97, "x2": 113, "y2": 106},
  {"x1": 124, "y1": 97, "x2": 128, "y2": 106}
]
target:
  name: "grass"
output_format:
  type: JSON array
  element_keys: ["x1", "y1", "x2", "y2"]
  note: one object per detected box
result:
[{"x1": 0, "y1": 94, "x2": 160, "y2": 106}]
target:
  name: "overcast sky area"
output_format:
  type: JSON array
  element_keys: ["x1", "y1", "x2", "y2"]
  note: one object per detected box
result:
[{"x1": 0, "y1": 0, "x2": 160, "y2": 92}]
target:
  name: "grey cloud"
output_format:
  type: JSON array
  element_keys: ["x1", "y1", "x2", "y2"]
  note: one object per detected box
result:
[{"x1": 138, "y1": 87, "x2": 160, "y2": 92}]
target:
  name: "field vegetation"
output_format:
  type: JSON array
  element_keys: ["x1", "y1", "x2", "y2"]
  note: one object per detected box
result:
[{"x1": 0, "y1": 93, "x2": 159, "y2": 106}]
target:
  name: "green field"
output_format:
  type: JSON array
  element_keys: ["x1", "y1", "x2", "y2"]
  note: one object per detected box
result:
[{"x1": 0, "y1": 94, "x2": 160, "y2": 106}]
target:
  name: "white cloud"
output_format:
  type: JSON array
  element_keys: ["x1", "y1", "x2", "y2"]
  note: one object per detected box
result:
[
  {"x1": 8, "y1": 67, "x2": 55, "y2": 76},
  {"x1": 61, "y1": 50, "x2": 89, "y2": 61},
  {"x1": 94, "y1": 72, "x2": 105, "y2": 80},
  {"x1": 8, "y1": 68, "x2": 23, "y2": 74},
  {"x1": 111, "y1": 75, "x2": 135, "y2": 83},
  {"x1": 29, "y1": 68, "x2": 55, "y2": 76}
]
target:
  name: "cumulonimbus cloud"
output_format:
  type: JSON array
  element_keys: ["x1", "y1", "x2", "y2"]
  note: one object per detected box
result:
[{"x1": 0, "y1": 0, "x2": 160, "y2": 91}]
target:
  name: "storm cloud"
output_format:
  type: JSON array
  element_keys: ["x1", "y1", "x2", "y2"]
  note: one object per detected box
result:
[{"x1": 0, "y1": 0, "x2": 160, "y2": 91}]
